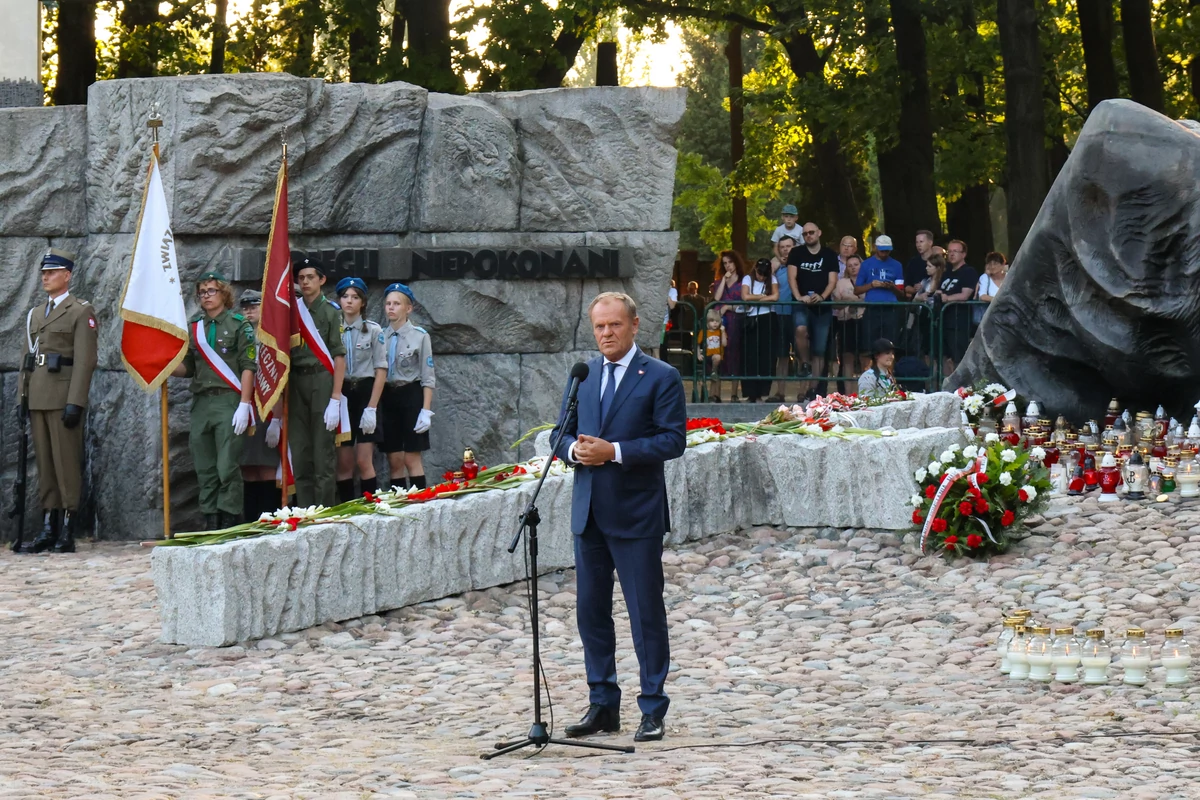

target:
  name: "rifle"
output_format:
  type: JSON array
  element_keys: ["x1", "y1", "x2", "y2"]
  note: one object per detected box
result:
[{"x1": 10, "y1": 392, "x2": 28, "y2": 552}]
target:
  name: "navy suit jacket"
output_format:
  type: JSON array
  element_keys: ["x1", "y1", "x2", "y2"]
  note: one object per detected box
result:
[{"x1": 552, "y1": 348, "x2": 687, "y2": 539}]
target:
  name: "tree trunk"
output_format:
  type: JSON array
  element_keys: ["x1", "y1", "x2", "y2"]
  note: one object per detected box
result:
[
  {"x1": 727, "y1": 25, "x2": 748, "y2": 259},
  {"x1": 778, "y1": 31, "x2": 864, "y2": 241},
  {"x1": 997, "y1": 0, "x2": 1050, "y2": 258},
  {"x1": 346, "y1": 0, "x2": 381, "y2": 83},
  {"x1": 399, "y1": 0, "x2": 458, "y2": 91},
  {"x1": 596, "y1": 42, "x2": 618, "y2": 86},
  {"x1": 54, "y1": 0, "x2": 96, "y2": 105},
  {"x1": 946, "y1": 184, "x2": 995, "y2": 263},
  {"x1": 876, "y1": 0, "x2": 940, "y2": 258},
  {"x1": 117, "y1": 0, "x2": 158, "y2": 78},
  {"x1": 1190, "y1": 56, "x2": 1200, "y2": 109},
  {"x1": 1077, "y1": 0, "x2": 1119, "y2": 111},
  {"x1": 1120, "y1": 0, "x2": 1165, "y2": 112},
  {"x1": 208, "y1": 0, "x2": 229, "y2": 74},
  {"x1": 533, "y1": 10, "x2": 593, "y2": 88},
  {"x1": 384, "y1": 2, "x2": 405, "y2": 80},
  {"x1": 283, "y1": 0, "x2": 321, "y2": 77}
]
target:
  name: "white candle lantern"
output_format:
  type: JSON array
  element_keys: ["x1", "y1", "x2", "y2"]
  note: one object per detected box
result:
[
  {"x1": 1080, "y1": 629, "x2": 1111, "y2": 684},
  {"x1": 1007, "y1": 625, "x2": 1030, "y2": 680},
  {"x1": 997, "y1": 617, "x2": 1020, "y2": 674},
  {"x1": 1178, "y1": 458, "x2": 1200, "y2": 498},
  {"x1": 1051, "y1": 626, "x2": 1081, "y2": 683},
  {"x1": 1026, "y1": 626, "x2": 1054, "y2": 682},
  {"x1": 1161, "y1": 628, "x2": 1192, "y2": 685},
  {"x1": 1120, "y1": 628, "x2": 1151, "y2": 685}
]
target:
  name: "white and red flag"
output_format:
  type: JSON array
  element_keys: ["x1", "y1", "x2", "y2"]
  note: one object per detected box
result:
[{"x1": 119, "y1": 151, "x2": 188, "y2": 391}]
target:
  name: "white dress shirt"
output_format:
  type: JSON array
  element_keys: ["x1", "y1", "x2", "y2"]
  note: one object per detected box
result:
[
  {"x1": 570, "y1": 345, "x2": 638, "y2": 465},
  {"x1": 46, "y1": 291, "x2": 70, "y2": 314}
]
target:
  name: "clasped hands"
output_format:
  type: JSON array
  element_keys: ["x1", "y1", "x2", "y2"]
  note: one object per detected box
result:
[{"x1": 574, "y1": 434, "x2": 616, "y2": 466}]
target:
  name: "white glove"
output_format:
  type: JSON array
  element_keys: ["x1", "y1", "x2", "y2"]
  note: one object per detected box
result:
[
  {"x1": 265, "y1": 417, "x2": 281, "y2": 448},
  {"x1": 414, "y1": 408, "x2": 433, "y2": 434},
  {"x1": 324, "y1": 398, "x2": 341, "y2": 431},
  {"x1": 232, "y1": 402, "x2": 253, "y2": 435},
  {"x1": 360, "y1": 406, "x2": 377, "y2": 435}
]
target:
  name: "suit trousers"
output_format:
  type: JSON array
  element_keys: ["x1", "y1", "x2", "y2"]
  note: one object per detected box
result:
[
  {"x1": 290, "y1": 369, "x2": 336, "y2": 508},
  {"x1": 190, "y1": 392, "x2": 245, "y2": 516},
  {"x1": 30, "y1": 409, "x2": 84, "y2": 511},
  {"x1": 574, "y1": 514, "x2": 671, "y2": 719}
]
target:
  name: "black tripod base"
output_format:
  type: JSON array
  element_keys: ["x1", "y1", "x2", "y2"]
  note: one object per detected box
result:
[{"x1": 482, "y1": 722, "x2": 635, "y2": 759}]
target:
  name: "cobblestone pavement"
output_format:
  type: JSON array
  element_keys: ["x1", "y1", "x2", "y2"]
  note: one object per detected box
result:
[{"x1": 4, "y1": 495, "x2": 1200, "y2": 798}]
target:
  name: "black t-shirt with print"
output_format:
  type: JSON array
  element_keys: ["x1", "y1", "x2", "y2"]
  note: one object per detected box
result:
[
  {"x1": 939, "y1": 264, "x2": 979, "y2": 326},
  {"x1": 786, "y1": 246, "x2": 839, "y2": 298},
  {"x1": 904, "y1": 255, "x2": 929, "y2": 292}
]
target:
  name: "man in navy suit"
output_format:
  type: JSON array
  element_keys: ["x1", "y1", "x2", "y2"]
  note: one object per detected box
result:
[{"x1": 552, "y1": 291, "x2": 687, "y2": 742}]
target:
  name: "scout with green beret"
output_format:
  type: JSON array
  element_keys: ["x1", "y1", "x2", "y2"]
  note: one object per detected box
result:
[
  {"x1": 172, "y1": 271, "x2": 257, "y2": 530},
  {"x1": 289, "y1": 257, "x2": 346, "y2": 508}
]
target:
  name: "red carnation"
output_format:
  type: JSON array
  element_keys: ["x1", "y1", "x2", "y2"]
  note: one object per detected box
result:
[
  {"x1": 977, "y1": 473, "x2": 989, "y2": 484},
  {"x1": 974, "y1": 498, "x2": 989, "y2": 514},
  {"x1": 968, "y1": 486, "x2": 982, "y2": 499},
  {"x1": 944, "y1": 535, "x2": 959, "y2": 547},
  {"x1": 1001, "y1": 510, "x2": 1015, "y2": 526},
  {"x1": 967, "y1": 533, "x2": 983, "y2": 548},
  {"x1": 912, "y1": 509, "x2": 924, "y2": 525},
  {"x1": 958, "y1": 501, "x2": 974, "y2": 516},
  {"x1": 925, "y1": 485, "x2": 937, "y2": 499},
  {"x1": 931, "y1": 518, "x2": 948, "y2": 533},
  {"x1": 443, "y1": 471, "x2": 456, "y2": 481},
  {"x1": 1018, "y1": 489, "x2": 1029, "y2": 502}
]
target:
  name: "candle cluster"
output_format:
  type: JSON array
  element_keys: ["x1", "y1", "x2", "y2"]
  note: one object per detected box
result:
[{"x1": 997, "y1": 610, "x2": 1191, "y2": 686}]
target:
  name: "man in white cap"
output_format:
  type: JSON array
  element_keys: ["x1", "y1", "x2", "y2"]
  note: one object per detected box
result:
[{"x1": 853, "y1": 235, "x2": 906, "y2": 345}]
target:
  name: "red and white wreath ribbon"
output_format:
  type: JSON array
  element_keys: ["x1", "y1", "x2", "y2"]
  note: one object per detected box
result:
[
  {"x1": 990, "y1": 388, "x2": 1017, "y2": 408},
  {"x1": 919, "y1": 453, "x2": 988, "y2": 553}
]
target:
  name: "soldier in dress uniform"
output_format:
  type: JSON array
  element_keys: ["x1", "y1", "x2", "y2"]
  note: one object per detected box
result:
[
  {"x1": 380, "y1": 283, "x2": 435, "y2": 491},
  {"x1": 18, "y1": 248, "x2": 99, "y2": 554},
  {"x1": 334, "y1": 276, "x2": 387, "y2": 503},
  {"x1": 290, "y1": 257, "x2": 346, "y2": 507},
  {"x1": 172, "y1": 272, "x2": 256, "y2": 530}
]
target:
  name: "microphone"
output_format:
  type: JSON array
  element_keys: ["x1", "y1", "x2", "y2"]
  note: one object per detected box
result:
[{"x1": 566, "y1": 361, "x2": 590, "y2": 402}]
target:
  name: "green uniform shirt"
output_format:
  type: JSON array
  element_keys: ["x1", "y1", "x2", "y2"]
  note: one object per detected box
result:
[
  {"x1": 182, "y1": 308, "x2": 257, "y2": 393},
  {"x1": 292, "y1": 294, "x2": 347, "y2": 369}
]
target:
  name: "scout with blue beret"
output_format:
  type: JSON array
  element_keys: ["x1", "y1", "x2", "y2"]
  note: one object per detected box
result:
[
  {"x1": 334, "y1": 275, "x2": 387, "y2": 502},
  {"x1": 380, "y1": 282, "x2": 435, "y2": 491},
  {"x1": 172, "y1": 270, "x2": 257, "y2": 531},
  {"x1": 18, "y1": 248, "x2": 99, "y2": 553},
  {"x1": 289, "y1": 257, "x2": 347, "y2": 507}
]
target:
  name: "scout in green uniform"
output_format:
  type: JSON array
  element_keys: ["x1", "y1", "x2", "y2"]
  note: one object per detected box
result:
[
  {"x1": 172, "y1": 272, "x2": 257, "y2": 530},
  {"x1": 19, "y1": 249, "x2": 99, "y2": 554},
  {"x1": 335, "y1": 276, "x2": 387, "y2": 503},
  {"x1": 380, "y1": 283, "x2": 435, "y2": 491},
  {"x1": 290, "y1": 258, "x2": 346, "y2": 508}
]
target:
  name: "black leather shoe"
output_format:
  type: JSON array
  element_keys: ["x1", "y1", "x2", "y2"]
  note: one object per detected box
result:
[
  {"x1": 634, "y1": 714, "x2": 665, "y2": 742},
  {"x1": 564, "y1": 704, "x2": 620, "y2": 738},
  {"x1": 52, "y1": 511, "x2": 75, "y2": 553},
  {"x1": 220, "y1": 512, "x2": 240, "y2": 529},
  {"x1": 204, "y1": 513, "x2": 221, "y2": 531},
  {"x1": 22, "y1": 510, "x2": 60, "y2": 554}
]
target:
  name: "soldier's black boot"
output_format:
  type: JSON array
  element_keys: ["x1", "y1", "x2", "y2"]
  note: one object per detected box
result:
[
  {"x1": 360, "y1": 477, "x2": 378, "y2": 497},
  {"x1": 220, "y1": 512, "x2": 240, "y2": 529},
  {"x1": 53, "y1": 511, "x2": 75, "y2": 553},
  {"x1": 22, "y1": 510, "x2": 60, "y2": 554},
  {"x1": 204, "y1": 513, "x2": 221, "y2": 531},
  {"x1": 336, "y1": 479, "x2": 356, "y2": 503}
]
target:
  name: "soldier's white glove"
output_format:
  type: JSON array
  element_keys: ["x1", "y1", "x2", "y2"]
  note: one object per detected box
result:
[
  {"x1": 324, "y1": 398, "x2": 341, "y2": 431},
  {"x1": 360, "y1": 406, "x2": 377, "y2": 435},
  {"x1": 414, "y1": 408, "x2": 433, "y2": 434},
  {"x1": 232, "y1": 402, "x2": 253, "y2": 435},
  {"x1": 265, "y1": 417, "x2": 281, "y2": 449}
]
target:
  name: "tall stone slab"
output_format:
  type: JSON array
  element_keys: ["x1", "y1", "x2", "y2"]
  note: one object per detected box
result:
[
  {"x1": 477, "y1": 87, "x2": 686, "y2": 232},
  {"x1": 0, "y1": 106, "x2": 88, "y2": 236}
]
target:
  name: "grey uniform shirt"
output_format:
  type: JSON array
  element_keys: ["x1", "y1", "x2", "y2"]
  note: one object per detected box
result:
[
  {"x1": 341, "y1": 317, "x2": 387, "y2": 380},
  {"x1": 384, "y1": 320, "x2": 435, "y2": 389}
]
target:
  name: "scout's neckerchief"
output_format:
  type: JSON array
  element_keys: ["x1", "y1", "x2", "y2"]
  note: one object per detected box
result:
[
  {"x1": 296, "y1": 298, "x2": 351, "y2": 443},
  {"x1": 193, "y1": 317, "x2": 256, "y2": 431}
]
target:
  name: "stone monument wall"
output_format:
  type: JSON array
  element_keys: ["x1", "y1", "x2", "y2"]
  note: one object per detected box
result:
[{"x1": 0, "y1": 74, "x2": 685, "y2": 539}]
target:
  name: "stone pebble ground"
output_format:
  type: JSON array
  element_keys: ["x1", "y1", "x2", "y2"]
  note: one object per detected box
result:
[{"x1": 4, "y1": 495, "x2": 1200, "y2": 799}]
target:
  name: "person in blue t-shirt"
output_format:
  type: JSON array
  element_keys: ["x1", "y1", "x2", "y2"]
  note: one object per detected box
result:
[{"x1": 854, "y1": 235, "x2": 907, "y2": 346}]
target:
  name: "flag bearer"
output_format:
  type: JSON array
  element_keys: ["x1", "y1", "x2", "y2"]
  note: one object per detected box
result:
[
  {"x1": 380, "y1": 283, "x2": 435, "y2": 491},
  {"x1": 19, "y1": 249, "x2": 99, "y2": 553},
  {"x1": 174, "y1": 272, "x2": 256, "y2": 530},
  {"x1": 290, "y1": 257, "x2": 346, "y2": 507}
]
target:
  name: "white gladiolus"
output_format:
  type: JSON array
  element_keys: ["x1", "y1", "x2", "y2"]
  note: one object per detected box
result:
[
  {"x1": 914, "y1": 467, "x2": 928, "y2": 483},
  {"x1": 999, "y1": 471, "x2": 1013, "y2": 486},
  {"x1": 1001, "y1": 449, "x2": 1017, "y2": 463},
  {"x1": 830, "y1": 424, "x2": 845, "y2": 434}
]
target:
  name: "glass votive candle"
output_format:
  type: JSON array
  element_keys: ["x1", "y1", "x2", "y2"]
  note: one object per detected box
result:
[
  {"x1": 1161, "y1": 628, "x2": 1192, "y2": 685},
  {"x1": 1080, "y1": 629, "x2": 1111, "y2": 684},
  {"x1": 1008, "y1": 625, "x2": 1030, "y2": 680},
  {"x1": 997, "y1": 617, "x2": 1020, "y2": 674},
  {"x1": 1026, "y1": 625, "x2": 1054, "y2": 682},
  {"x1": 1120, "y1": 628, "x2": 1152, "y2": 685},
  {"x1": 1051, "y1": 626, "x2": 1081, "y2": 682}
]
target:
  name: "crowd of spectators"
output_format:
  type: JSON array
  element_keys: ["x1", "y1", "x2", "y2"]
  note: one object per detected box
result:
[{"x1": 666, "y1": 205, "x2": 1010, "y2": 402}]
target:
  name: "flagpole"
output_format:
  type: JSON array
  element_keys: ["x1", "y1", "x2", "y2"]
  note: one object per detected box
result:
[
  {"x1": 148, "y1": 107, "x2": 172, "y2": 540},
  {"x1": 279, "y1": 133, "x2": 290, "y2": 512}
]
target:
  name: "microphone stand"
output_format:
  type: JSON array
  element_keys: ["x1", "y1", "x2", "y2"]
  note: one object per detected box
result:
[{"x1": 483, "y1": 388, "x2": 634, "y2": 759}]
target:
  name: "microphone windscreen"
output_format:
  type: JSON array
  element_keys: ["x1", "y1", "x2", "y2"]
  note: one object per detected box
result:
[{"x1": 569, "y1": 361, "x2": 590, "y2": 381}]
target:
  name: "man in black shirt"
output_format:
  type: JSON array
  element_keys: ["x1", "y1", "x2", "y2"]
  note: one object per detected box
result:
[
  {"x1": 936, "y1": 239, "x2": 978, "y2": 373},
  {"x1": 904, "y1": 230, "x2": 935, "y2": 300},
  {"x1": 786, "y1": 222, "x2": 839, "y2": 399}
]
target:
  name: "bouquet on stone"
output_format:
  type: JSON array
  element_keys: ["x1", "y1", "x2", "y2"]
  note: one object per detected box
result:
[
  {"x1": 910, "y1": 438, "x2": 1052, "y2": 558},
  {"x1": 955, "y1": 382, "x2": 1019, "y2": 426}
]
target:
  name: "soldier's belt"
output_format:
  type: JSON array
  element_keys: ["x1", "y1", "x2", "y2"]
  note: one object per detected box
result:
[
  {"x1": 24, "y1": 353, "x2": 74, "y2": 370},
  {"x1": 292, "y1": 364, "x2": 326, "y2": 375}
]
